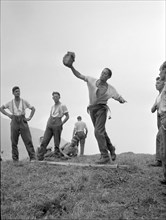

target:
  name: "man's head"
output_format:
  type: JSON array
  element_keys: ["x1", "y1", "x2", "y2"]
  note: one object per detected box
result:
[
  {"x1": 52, "y1": 91, "x2": 60, "y2": 103},
  {"x1": 77, "y1": 116, "x2": 82, "y2": 121},
  {"x1": 100, "y1": 68, "x2": 112, "y2": 82},
  {"x1": 155, "y1": 77, "x2": 165, "y2": 92},
  {"x1": 12, "y1": 86, "x2": 20, "y2": 97}
]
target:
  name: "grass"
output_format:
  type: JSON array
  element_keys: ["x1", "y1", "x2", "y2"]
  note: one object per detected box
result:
[{"x1": 1, "y1": 153, "x2": 166, "y2": 220}]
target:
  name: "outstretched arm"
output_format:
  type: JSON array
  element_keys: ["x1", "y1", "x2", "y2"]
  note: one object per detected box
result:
[{"x1": 69, "y1": 66, "x2": 86, "y2": 81}]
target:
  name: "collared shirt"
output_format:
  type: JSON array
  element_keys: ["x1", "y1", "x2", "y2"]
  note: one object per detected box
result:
[
  {"x1": 158, "y1": 82, "x2": 166, "y2": 114},
  {"x1": 74, "y1": 121, "x2": 87, "y2": 132},
  {"x1": 50, "y1": 102, "x2": 68, "y2": 118},
  {"x1": 3, "y1": 99, "x2": 33, "y2": 116},
  {"x1": 84, "y1": 76, "x2": 122, "y2": 105}
]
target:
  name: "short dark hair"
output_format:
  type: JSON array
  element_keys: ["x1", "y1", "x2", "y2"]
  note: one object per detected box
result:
[
  {"x1": 52, "y1": 91, "x2": 60, "y2": 97},
  {"x1": 12, "y1": 86, "x2": 20, "y2": 93},
  {"x1": 77, "y1": 116, "x2": 82, "y2": 120},
  {"x1": 105, "y1": 68, "x2": 112, "y2": 78}
]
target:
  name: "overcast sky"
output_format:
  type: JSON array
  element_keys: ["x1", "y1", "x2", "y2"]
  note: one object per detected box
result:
[{"x1": 1, "y1": 0, "x2": 165, "y2": 155}]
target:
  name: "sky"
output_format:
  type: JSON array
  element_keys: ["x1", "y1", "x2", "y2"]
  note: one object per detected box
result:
[{"x1": 1, "y1": 0, "x2": 165, "y2": 155}]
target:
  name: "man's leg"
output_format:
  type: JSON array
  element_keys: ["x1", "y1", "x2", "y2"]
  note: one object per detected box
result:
[
  {"x1": 159, "y1": 114, "x2": 166, "y2": 184},
  {"x1": 37, "y1": 126, "x2": 53, "y2": 160},
  {"x1": 20, "y1": 119, "x2": 36, "y2": 161},
  {"x1": 79, "y1": 138, "x2": 85, "y2": 156},
  {"x1": 53, "y1": 125, "x2": 62, "y2": 156},
  {"x1": 150, "y1": 130, "x2": 162, "y2": 167},
  {"x1": 105, "y1": 132, "x2": 116, "y2": 161},
  {"x1": 155, "y1": 130, "x2": 162, "y2": 165},
  {"x1": 90, "y1": 106, "x2": 110, "y2": 163},
  {"x1": 10, "y1": 119, "x2": 20, "y2": 161}
]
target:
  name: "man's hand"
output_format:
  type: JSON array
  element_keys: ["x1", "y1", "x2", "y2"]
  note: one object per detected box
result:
[{"x1": 119, "y1": 97, "x2": 127, "y2": 104}]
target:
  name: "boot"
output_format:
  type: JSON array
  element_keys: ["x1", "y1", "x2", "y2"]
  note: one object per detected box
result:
[
  {"x1": 95, "y1": 156, "x2": 110, "y2": 164},
  {"x1": 110, "y1": 146, "x2": 116, "y2": 161},
  {"x1": 149, "y1": 160, "x2": 162, "y2": 167}
]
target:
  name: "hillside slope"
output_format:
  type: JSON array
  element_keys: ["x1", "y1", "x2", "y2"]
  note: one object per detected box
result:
[{"x1": 1, "y1": 153, "x2": 166, "y2": 220}]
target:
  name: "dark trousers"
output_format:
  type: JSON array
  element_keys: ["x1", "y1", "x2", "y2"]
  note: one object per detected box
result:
[
  {"x1": 156, "y1": 113, "x2": 161, "y2": 162},
  {"x1": 37, "y1": 117, "x2": 63, "y2": 160},
  {"x1": 89, "y1": 104, "x2": 114, "y2": 157},
  {"x1": 10, "y1": 115, "x2": 36, "y2": 161},
  {"x1": 75, "y1": 131, "x2": 86, "y2": 155},
  {"x1": 160, "y1": 113, "x2": 166, "y2": 179}
]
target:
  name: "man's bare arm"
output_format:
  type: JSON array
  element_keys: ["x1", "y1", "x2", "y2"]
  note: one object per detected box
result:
[
  {"x1": 70, "y1": 66, "x2": 86, "y2": 81},
  {"x1": 0, "y1": 106, "x2": 13, "y2": 119}
]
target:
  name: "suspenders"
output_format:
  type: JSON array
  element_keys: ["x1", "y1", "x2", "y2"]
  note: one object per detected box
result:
[{"x1": 12, "y1": 99, "x2": 25, "y2": 115}]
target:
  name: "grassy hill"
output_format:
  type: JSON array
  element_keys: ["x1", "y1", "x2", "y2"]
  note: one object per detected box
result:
[
  {"x1": 0, "y1": 117, "x2": 67, "y2": 160},
  {"x1": 1, "y1": 153, "x2": 166, "y2": 220}
]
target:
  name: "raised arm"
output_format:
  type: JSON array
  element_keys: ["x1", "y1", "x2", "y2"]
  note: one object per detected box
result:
[{"x1": 69, "y1": 66, "x2": 86, "y2": 81}]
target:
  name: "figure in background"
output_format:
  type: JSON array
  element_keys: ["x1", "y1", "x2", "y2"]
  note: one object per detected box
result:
[
  {"x1": 0, "y1": 86, "x2": 36, "y2": 162},
  {"x1": 44, "y1": 134, "x2": 79, "y2": 160},
  {"x1": 150, "y1": 77, "x2": 165, "y2": 167},
  {"x1": 73, "y1": 116, "x2": 88, "y2": 156},
  {"x1": 63, "y1": 52, "x2": 127, "y2": 164},
  {"x1": 157, "y1": 61, "x2": 166, "y2": 185},
  {"x1": 37, "y1": 92, "x2": 69, "y2": 161}
]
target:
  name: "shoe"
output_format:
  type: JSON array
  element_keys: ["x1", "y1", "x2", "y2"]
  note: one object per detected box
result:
[
  {"x1": 95, "y1": 156, "x2": 110, "y2": 164},
  {"x1": 110, "y1": 147, "x2": 116, "y2": 161},
  {"x1": 159, "y1": 179, "x2": 166, "y2": 185},
  {"x1": 149, "y1": 161, "x2": 162, "y2": 167}
]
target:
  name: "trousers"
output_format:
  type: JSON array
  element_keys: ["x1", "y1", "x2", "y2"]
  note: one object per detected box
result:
[
  {"x1": 75, "y1": 131, "x2": 86, "y2": 155},
  {"x1": 37, "y1": 117, "x2": 63, "y2": 160},
  {"x1": 160, "y1": 113, "x2": 166, "y2": 179},
  {"x1": 88, "y1": 104, "x2": 114, "y2": 157},
  {"x1": 156, "y1": 113, "x2": 161, "y2": 162},
  {"x1": 10, "y1": 115, "x2": 36, "y2": 161}
]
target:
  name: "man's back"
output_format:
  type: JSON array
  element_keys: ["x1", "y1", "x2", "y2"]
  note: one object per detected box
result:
[{"x1": 75, "y1": 121, "x2": 87, "y2": 132}]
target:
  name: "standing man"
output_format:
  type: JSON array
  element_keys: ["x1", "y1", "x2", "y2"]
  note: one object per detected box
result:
[
  {"x1": 0, "y1": 86, "x2": 36, "y2": 162},
  {"x1": 37, "y1": 92, "x2": 69, "y2": 161},
  {"x1": 64, "y1": 55, "x2": 126, "y2": 164},
  {"x1": 150, "y1": 77, "x2": 165, "y2": 167},
  {"x1": 73, "y1": 116, "x2": 88, "y2": 156},
  {"x1": 157, "y1": 61, "x2": 166, "y2": 185}
]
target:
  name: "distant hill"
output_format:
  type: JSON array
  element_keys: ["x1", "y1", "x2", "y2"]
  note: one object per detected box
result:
[{"x1": 0, "y1": 117, "x2": 67, "y2": 160}]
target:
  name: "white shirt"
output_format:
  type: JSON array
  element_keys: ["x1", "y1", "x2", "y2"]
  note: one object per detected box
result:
[
  {"x1": 50, "y1": 102, "x2": 68, "y2": 118},
  {"x1": 74, "y1": 121, "x2": 87, "y2": 132},
  {"x1": 84, "y1": 76, "x2": 121, "y2": 105},
  {"x1": 4, "y1": 99, "x2": 33, "y2": 116}
]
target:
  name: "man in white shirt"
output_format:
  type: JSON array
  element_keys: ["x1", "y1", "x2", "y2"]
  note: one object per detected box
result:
[
  {"x1": 37, "y1": 92, "x2": 69, "y2": 161},
  {"x1": 150, "y1": 77, "x2": 165, "y2": 167},
  {"x1": 73, "y1": 116, "x2": 88, "y2": 156},
  {"x1": 65, "y1": 56, "x2": 126, "y2": 164},
  {"x1": 0, "y1": 86, "x2": 36, "y2": 162}
]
